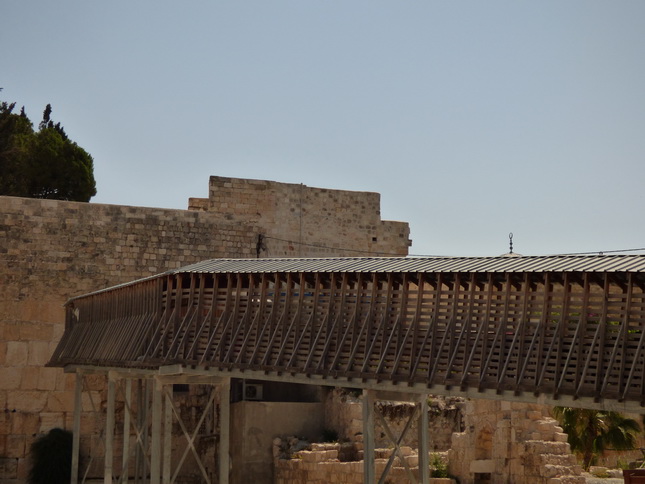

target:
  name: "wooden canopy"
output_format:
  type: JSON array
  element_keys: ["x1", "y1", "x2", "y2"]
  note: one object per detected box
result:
[{"x1": 50, "y1": 254, "x2": 645, "y2": 411}]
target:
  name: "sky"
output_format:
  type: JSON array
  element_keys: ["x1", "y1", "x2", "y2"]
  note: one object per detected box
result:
[{"x1": 2, "y1": 1, "x2": 644, "y2": 257}]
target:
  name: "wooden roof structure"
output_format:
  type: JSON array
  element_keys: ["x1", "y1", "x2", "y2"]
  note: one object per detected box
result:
[{"x1": 51, "y1": 254, "x2": 645, "y2": 411}]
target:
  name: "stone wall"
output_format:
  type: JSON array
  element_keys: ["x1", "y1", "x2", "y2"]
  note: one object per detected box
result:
[
  {"x1": 449, "y1": 400, "x2": 585, "y2": 484},
  {"x1": 0, "y1": 176, "x2": 411, "y2": 482},
  {"x1": 197, "y1": 176, "x2": 411, "y2": 257},
  {"x1": 323, "y1": 389, "x2": 464, "y2": 451},
  {"x1": 231, "y1": 402, "x2": 325, "y2": 483}
]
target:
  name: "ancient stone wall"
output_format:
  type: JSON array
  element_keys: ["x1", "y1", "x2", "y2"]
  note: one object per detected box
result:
[
  {"x1": 449, "y1": 400, "x2": 585, "y2": 484},
  {"x1": 197, "y1": 176, "x2": 411, "y2": 257},
  {"x1": 0, "y1": 177, "x2": 411, "y2": 482},
  {"x1": 323, "y1": 389, "x2": 463, "y2": 451}
]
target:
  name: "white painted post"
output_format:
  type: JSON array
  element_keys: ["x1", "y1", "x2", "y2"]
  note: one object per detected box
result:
[
  {"x1": 150, "y1": 378, "x2": 162, "y2": 484},
  {"x1": 418, "y1": 395, "x2": 430, "y2": 484},
  {"x1": 219, "y1": 379, "x2": 231, "y2": 484},
  {"x1": 362, "y1": 390, "x2": 375, "y2": 484},
  {"x1": 105, "y1": 376, "x2": 116, "y2": 484},
  {"x1": 71, "y1": 371, "x2": 83, "y2": 484}
]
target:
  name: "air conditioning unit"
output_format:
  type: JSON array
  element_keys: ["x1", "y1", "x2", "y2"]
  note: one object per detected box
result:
[{"x1": 243, "y1": 383, "x2": 263, "y2": 401}]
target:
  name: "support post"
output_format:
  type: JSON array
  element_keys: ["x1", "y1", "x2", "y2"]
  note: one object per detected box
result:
[
  {"x1": 71, "y1": 371, "x2": 83, "y2": 484},
  {"x1": 362, "y1": 390, "x2": 375, "y2": 484},
  {"x1": 219, "y1": 378, "x2": 231, "y2": 484},
  {"x1": 105, "y1": 375, "x2": 116, "y2": 483},
  {"x1": 150, "y1": 378, "x2": 163, "y2": 484},
  {"x1": 417, "y1": 395, "x2": 429, "y2": 484},
  {"x1": 163, "y1": 386, "x2": 173, "y2": 484},
  {"x1": 122, "y1": 379, "x2": 132, "y2": 483}
]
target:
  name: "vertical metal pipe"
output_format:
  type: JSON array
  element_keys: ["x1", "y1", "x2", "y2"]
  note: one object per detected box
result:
[
  {"x1": 162, "y1": 386, "x2": 173, "y2": 484},
  {"x1": 71, "y1": 371, "x2": 83, "y2": 484},
  {"x1": 105, "y1": 376, "x2": 116, "y2": 483},
  {"x1": 219, "y1": 379, "x2": 231, "y2": 484},
  {"x1": 417, "y1": 395, "x2": 429, "y2": 484},
  {"x1": 134, "y1": 379, "x2": 143, "y2": 484},
  {"x1": 150, "y1": 379, "x2": 162, "y2": 484},
  {"x1": 122, "y1": 379, "x2": 132, "y2": 483},
  {"x1": 362, "y1": 390, "x2": 375, "y2": 484}
]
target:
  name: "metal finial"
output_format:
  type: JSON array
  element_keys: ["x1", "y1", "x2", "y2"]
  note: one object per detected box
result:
[{"x1": 509, "y1": 232, "x2": 514, "y2": 254}]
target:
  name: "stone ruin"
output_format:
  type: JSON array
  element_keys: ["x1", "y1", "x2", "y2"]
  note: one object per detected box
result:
[
  {"x1": 272, "y1": 390, "x2": 589, "y2": 484},
  {"x1": 449, "y1": 400, "x2": 584, "y2": 484},
  {"x1": 273, "y1": 438, "x2": 454, "y2": 484}
]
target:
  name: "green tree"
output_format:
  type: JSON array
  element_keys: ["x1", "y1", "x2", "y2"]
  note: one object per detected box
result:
[
  {"x1": 0, "y1": 98, "x2": 96, "y2": 202},
  {"x1": 553, "y1": 407, "x2": 641, "y2": 470}
]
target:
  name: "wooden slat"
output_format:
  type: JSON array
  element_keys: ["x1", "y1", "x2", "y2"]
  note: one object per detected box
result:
[{"x1": 53, "y1": 264, "x2": 645, "y2": 407}]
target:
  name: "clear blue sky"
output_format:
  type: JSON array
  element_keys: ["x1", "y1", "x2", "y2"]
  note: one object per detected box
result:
[{"x1": 3, "y1": 1, "x2": 644, "y2": 257}]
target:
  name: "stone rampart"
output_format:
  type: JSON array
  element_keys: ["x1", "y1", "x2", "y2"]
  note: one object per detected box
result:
[
  {"x1": 0, "y1": 176, "x2": 411, "y2": 481},
  {"x1": 200, "y1": 176, "x2": 411, "y2": 257}
]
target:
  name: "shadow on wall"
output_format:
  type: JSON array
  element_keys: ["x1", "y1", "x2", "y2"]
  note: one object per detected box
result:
[{"x1": 28, "y1": 428, "x2": 73, "y2": 484}]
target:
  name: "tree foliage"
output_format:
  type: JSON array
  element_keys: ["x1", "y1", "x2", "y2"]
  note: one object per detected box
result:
[
  {"x1": 552, "y1": 407, "x2": 641, "y2": 470},
  {"x1": 0, "y1": 98, "x2": 96, "y2": 202}
]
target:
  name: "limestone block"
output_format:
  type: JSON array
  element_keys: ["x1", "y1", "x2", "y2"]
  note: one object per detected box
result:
[
  {"x1": 541, "y1": 464, "x2": 573, "y2": 478},
  {"x1": 470, "y1": 459, "x2": 495, "y2": 473},
  {"x1": 0, "y1": 413, "x2": 11, "y2": 434},
  {"x1": 11, "y1": 412, "x2": 39, "y2": 435},
  {"x1": 5, "y1": 435, "x2": 25, "y2": 458},
  {"x1": 0, "y1": 456, "x2": 17, "y2": 478},
  {"x1": 44, "y1": 390, "x2": 76, "y2": 412},
  {"x1": 399, "y1": 445, "x2": 414, "y2": 456},
  {"x1": 527, "y1": 410, "x2": 543, "y2": 420},
  {"x1": 27, "y1": 340, "x2": 52, "y2": 366},
  {"x1": 589, "y1": 466, "x2": 609, "y2": 477},
  {"x1": 6, "y1": 391, "x2": 48, "y2": 413},
  {"x1": 39, "y1": 412, "x2": 64, "y2": 432},
  {"x1": 36, "y1": 367, "x2": 58, "y2": 391},
  {"x1": 17, "y1": 456, "x2": 30, "y2": 481},
  {"x1": 19, "y1": 366, "x2": 39, "y2": 390},
  {"x1": 554, "y1": 432, "x2": 569, "y2": 442},
  {"x1": 19, "y1": 322, "x2": 54, "y2": 342},
  {"x1": 3, "y1": 324, "x2": 20, "y2": 342},
  {"x1": 5, "y1": 341, "x2": 28, "y2": 366},
  {"x1": 0, "y1": 368, "x2": 21, "y2": 389}
]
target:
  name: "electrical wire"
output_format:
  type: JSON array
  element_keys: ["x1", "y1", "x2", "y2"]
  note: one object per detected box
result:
[{"x1": 261, "y1": 235, "x2": 645, "y2": 258}]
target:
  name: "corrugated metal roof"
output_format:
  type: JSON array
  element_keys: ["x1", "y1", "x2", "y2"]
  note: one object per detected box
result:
[
  {"x1": 171, "y1": 254, "x2": 645, "y2": 274},
  {"x1": 66, "y1": 254, "x2": 645, "y2": 303}
]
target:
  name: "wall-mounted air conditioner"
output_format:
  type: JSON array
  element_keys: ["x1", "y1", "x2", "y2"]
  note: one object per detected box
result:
[{"x1": 243, "y1": 383, "x2": 263, "y2": 401}]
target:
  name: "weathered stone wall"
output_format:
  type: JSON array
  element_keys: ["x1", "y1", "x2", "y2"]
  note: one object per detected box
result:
[
  {"x1": 0, "y1": 177, "x2": 411, "y2": 482},
  {"x1": 449, "y1": 400, "x2": 584, "y2": 484},
  {"x1": 200, "y1": 176, "x2": 411, "y2": 257},
  {"x1": 231, "y1": 402, "x2": 325, "y2": 483},
  {"x1": 323, "y1": 389, "x2": 463, "y2": 451}
]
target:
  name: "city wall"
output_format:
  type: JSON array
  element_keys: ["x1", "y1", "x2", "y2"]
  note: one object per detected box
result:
[{"x1": 0, "y1": 175, "x2": 410, "y2": 481}]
